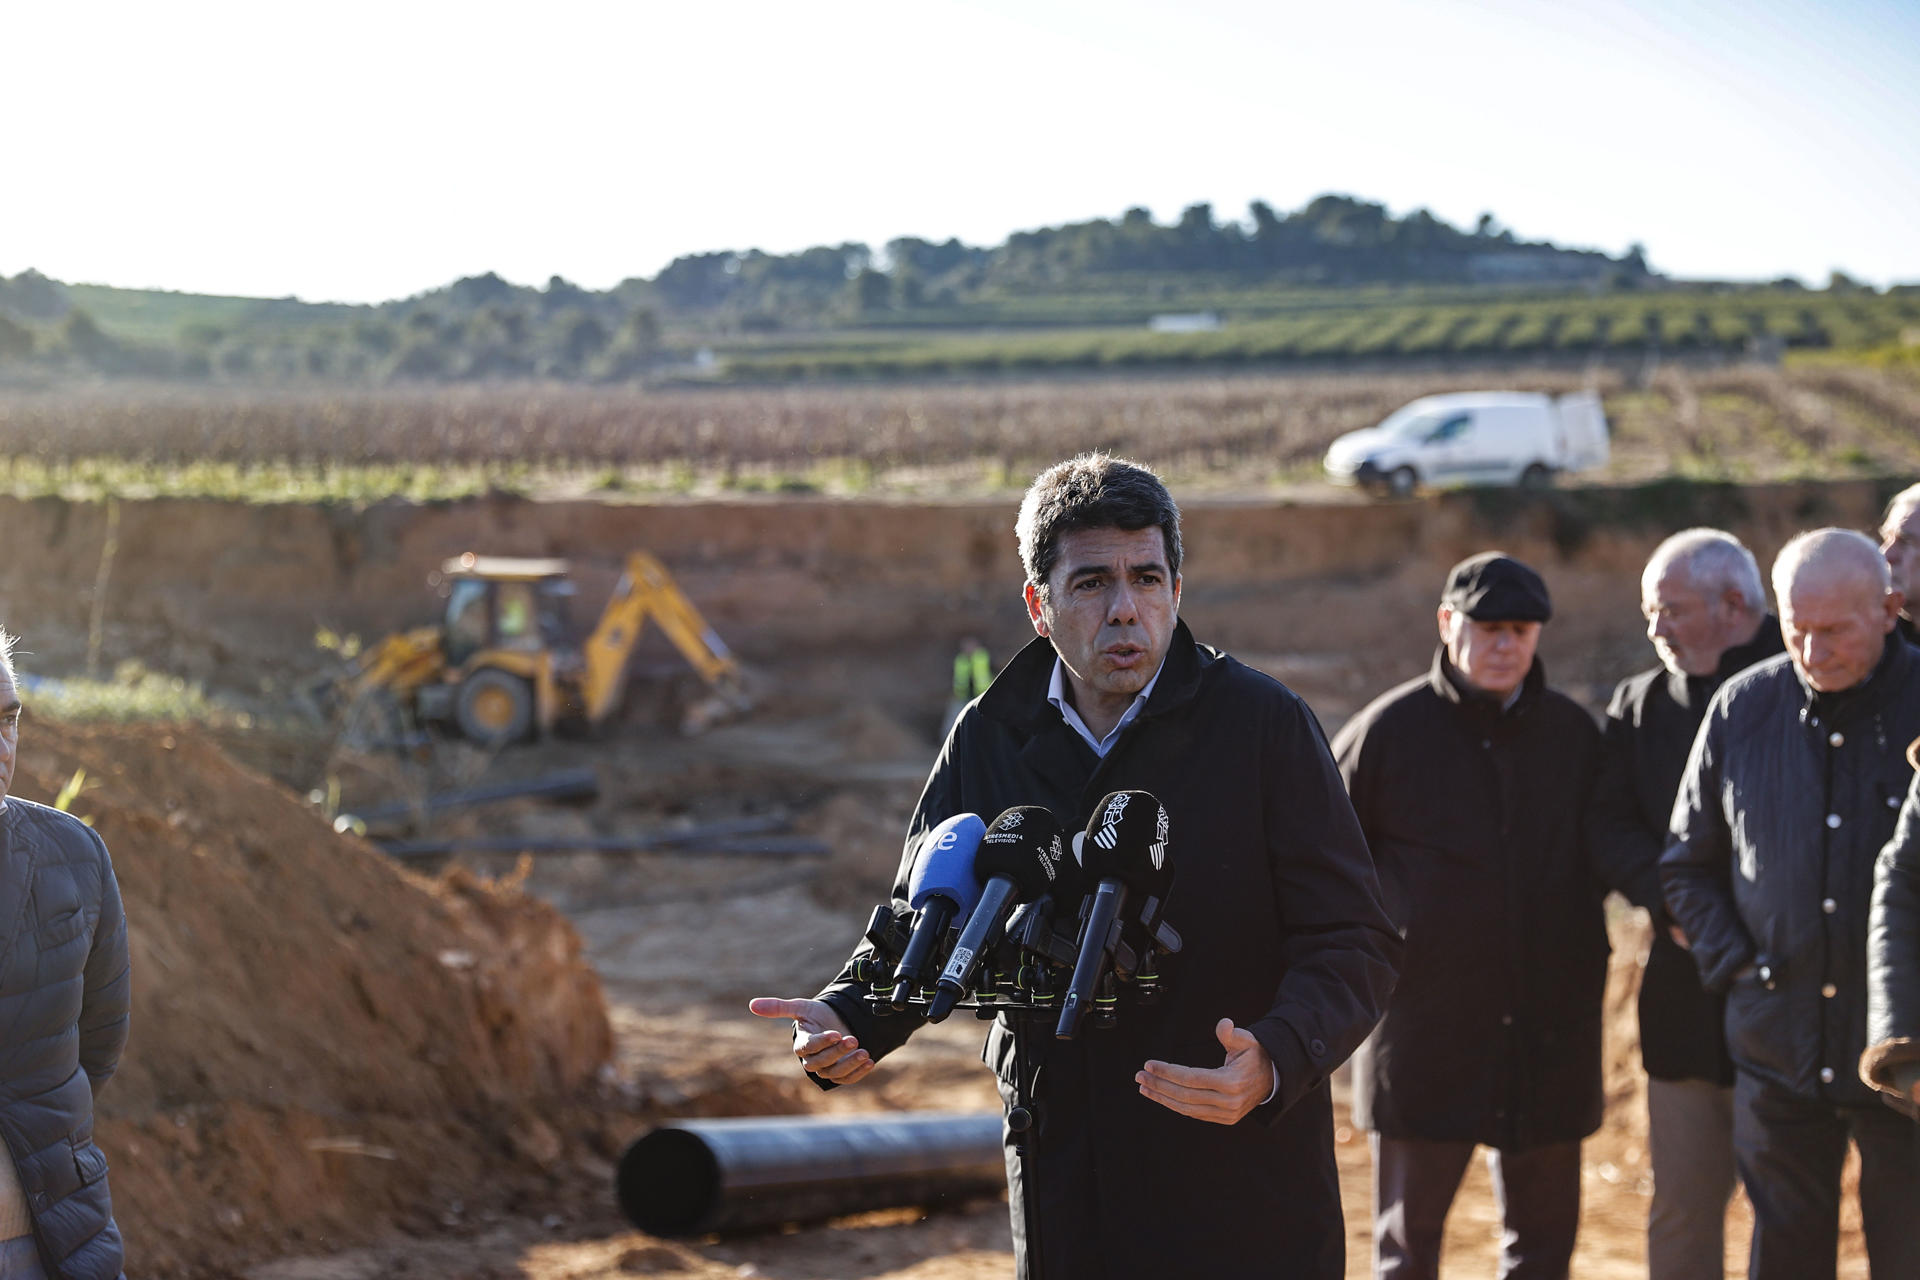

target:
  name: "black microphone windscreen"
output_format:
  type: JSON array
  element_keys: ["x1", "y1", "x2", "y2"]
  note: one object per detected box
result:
[
  {"x1": 1079, "y1": 790, "x2": 1172, "y2": 895},
  {"x1": 974, "y1": 805, "x2": 1071, "y2": 901}
]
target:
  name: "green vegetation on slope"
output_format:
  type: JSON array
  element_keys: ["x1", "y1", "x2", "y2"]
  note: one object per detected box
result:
[
  {"x1": 715, "y1": 290, "x2": 1920, "y2": 380},
  {"x1": 1, "y1": 190, "x2": 1912, "y2": 387}
]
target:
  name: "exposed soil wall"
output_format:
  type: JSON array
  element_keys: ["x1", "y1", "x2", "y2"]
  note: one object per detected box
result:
[{"x1": 0, "y1": 480, "x2": 1901, "y2": 716}]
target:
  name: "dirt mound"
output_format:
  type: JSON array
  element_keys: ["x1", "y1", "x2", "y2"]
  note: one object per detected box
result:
[
  {"x1": 831, "y1": 705, "x2": 929, "y2": 763},
  {"x1": 9, "y1": 718, "x2": 614, "y2": 1277}
]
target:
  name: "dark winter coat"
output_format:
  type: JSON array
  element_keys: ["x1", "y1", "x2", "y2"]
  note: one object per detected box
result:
[
  {"x1": 1662, "y1": 636, "x2": 1920, "y2": 1107},
  {"x1": 1332, "y1": 650, "x2": 1608, "y2": 1151},
  {"x1": 1860, "y1": 754, "x2": 1920, "y2": 1114},
  {"x1": 819, "y1": 622, "x2": 1401, "y2": 1280},
  {"x1": 0, "y1": 799, "x2": 131, "y2": 1280},
  {"x1": 1586, "y1": 619, "x2": 1783, "y2": 1084}
]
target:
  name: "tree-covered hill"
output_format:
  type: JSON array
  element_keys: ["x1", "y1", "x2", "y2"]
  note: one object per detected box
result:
[{"x1": 1, "y1": 193, "x2": 1911, "y2": 385}]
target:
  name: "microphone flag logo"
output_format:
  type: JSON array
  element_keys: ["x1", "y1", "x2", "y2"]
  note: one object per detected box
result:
[
  {"x1": 1092, "y1": 791, "x2": 1130, "y2": 850},
  {"x1": 1148, "y1": 803, "x2": 1169, "y2": 870}
]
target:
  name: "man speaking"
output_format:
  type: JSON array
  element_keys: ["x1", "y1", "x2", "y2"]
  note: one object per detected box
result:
[{"x1": 753, "y1": 454, "x2": 1400, "y2": 1278}]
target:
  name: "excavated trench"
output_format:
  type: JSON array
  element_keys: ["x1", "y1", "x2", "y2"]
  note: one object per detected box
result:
[
  {"x1": 0, "y1": 478, "x2": 1897, "y2": 1277},
  {"x1": 0, "y1": 479, "x2": 1901, "y2": 721}
]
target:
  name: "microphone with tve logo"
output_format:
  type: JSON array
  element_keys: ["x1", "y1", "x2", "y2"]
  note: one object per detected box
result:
[
  {"x1": 926, "y1": 805, "x2": 1068, "y2": 1022},
  {"x1": 886, "y1": 814, "x2": 986, "y2": 1009},
  {"x1": 1057, "y1": 790, "x2": 1173, "y2": 1040}
]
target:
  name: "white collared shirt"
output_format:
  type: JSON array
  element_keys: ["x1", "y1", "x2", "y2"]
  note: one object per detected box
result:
[
  {"x1": 1044, "y1": 651, "x2": 1280, "y2": 1105},
  {"x1": 1046, "y1": 658, "x2": 1163, "y2": 757}
]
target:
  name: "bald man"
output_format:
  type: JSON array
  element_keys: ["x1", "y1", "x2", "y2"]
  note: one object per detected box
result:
[
  {"x1": 1662, "y1": 529, "x2": 1920, "y2": 1280},
  {"x1": 1877, "y1": 483, "x2": 1920, "y2": 645},
  {"x1": 1588, "y1": 529, "x2": 1781, "y2": 1280}
]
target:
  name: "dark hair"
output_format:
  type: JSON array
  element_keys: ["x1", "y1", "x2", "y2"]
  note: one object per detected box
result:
[{"x1": 1016, "y1": 453, "x2": 1182, "y2": 593}]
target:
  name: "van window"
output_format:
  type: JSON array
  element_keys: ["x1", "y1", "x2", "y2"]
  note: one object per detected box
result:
[
  {"x1": 1380, "y1": 405, "x2": 1435, "y2": 438},
  {"x1": 1424, "y1": 414, "x2": 1472, "y2": 443}
]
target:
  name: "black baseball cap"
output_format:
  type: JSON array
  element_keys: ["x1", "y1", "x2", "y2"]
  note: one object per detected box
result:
[{"x1": 1442, "y1": 552, "x2": 1552, "y2": 623}]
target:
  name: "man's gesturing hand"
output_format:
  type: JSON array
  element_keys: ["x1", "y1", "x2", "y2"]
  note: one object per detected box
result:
[
  {"x1": 749, "y1": 997, "x2": 875, "y2": 1086},
  {"x1": 1136, "y1": 1018, "x2": 1274, "y2": 1125}
]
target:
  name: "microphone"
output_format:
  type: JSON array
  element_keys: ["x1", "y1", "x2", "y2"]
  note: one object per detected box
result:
[
  {"x1": 926, "y1": 806, "x2": 1068, "y2": 1022},
  {"x1": 887, "y1": 814, "x2": 986, "y2": 1009},
  {"x1": 1056, "y1": 790, "x2": 1172, "y2": 1040}
]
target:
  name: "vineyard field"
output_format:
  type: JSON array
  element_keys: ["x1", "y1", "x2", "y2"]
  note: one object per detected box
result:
[
  {"x1": 1, "y1": 361, "x2": 1916, "y2": 501},
  {"x1": 717, "y1": 289, "x2": 1920, "y2": 380}
]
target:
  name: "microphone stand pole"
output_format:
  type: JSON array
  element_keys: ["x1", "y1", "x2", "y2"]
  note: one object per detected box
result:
[{"x1": 1011, "y1": 1008, "x2": 1047, "y2": 1280}]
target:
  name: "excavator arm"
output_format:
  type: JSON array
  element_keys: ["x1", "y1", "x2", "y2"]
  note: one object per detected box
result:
[{"x1": 579, "y1": 552, "x2": 745, "y2": 726}]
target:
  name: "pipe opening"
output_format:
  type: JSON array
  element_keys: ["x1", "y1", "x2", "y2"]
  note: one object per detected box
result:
[{"x1": 617, "y1": 1126, "x2": 723, "y2": 1236}]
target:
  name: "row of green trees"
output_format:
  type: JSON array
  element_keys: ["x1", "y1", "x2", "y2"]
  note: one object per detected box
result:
[
  {"x1": 636, "y1": 197, "x2": 1652, "y2": 328},
  {"x1": 719, "y1": 291, "x2": 1920, "y2": 380}
]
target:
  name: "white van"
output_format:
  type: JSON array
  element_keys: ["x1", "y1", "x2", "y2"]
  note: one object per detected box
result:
[{"x1": 1323, "y1": 390, "x2": 1610, "y2": 497}]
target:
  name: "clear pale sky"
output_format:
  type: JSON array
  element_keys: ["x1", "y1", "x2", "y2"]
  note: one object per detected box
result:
[{"x1": 5, "y1": 0, "x2": 1914, "y2": 304}]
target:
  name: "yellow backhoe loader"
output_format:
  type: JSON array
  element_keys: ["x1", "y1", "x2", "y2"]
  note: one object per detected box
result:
[{"x1": 314, "y1": 551, "x2": 750, "y2": 747}]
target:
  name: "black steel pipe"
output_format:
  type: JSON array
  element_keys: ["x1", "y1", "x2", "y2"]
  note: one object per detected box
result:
[
  {"x1": 379, "y1": 832, "x2": 827, "y2": 860},
  {"x1": 615, "y1": 1111, "x2": 1006, "y2": 1237},
  {"x1": 341, "y1": 767, "x2": 601, "y2": 827}
]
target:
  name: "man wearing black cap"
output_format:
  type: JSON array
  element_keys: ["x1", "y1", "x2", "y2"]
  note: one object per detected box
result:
[{"x1": 1333, "y1": 551, "x2": 1607, "y2": 1279}]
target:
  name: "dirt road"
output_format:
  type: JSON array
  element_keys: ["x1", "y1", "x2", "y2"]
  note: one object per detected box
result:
[{"x1": 242, "y1": 703, "x2": 1870, "y2": 1280}]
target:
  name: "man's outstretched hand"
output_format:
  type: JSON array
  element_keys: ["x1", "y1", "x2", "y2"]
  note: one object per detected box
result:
[
  {"x1": 1136, "y1": 1018, "x2": 1274, "y2": 1125},
  {"x1": 749, "y1": 997, "x2": 875, "y2": 1086}
]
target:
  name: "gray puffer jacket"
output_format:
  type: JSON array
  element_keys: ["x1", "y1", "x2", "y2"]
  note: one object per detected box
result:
[
  {"x1": 0, "y1": 798, "x2": 131, "y2": 1279},
  {"x1": 1662, "y1": 638, "x2": 1920, "y2": 1108},
  {"x1": 1862, "y1": 756, "x2": 1920, "y2": 1114}
]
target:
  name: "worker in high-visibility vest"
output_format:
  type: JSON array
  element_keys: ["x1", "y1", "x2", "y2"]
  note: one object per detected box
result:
[
  {"x1": 953, "y1": 637, "x2": 993, "y2": 702},
  {"x1": 943, "y1": 637, "x2": 993, "y2": 739}
]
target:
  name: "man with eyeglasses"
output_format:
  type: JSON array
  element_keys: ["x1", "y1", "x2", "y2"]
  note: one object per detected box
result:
[{"x1": 1878, "y1": 483, "x2": 1920, "y2": 646}]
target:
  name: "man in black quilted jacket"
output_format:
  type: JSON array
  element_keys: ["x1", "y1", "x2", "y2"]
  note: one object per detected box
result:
[
  {"x1": 1861, "y1": 750, "x2": 1920, "y2": 1114},
  {"x1": 0, "y1": 629, "x2": 131, "y2": 1280},
  {"x1": 1662, "y1": 530, "x2": 1920, "y2": 1280}
]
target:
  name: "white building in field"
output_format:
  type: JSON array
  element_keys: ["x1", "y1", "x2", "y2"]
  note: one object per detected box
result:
[{"x1": 1147, "y1": 312, "x2": 1221, "y2": 334}]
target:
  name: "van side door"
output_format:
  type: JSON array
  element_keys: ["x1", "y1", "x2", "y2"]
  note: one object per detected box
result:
[
  {"x1": 1419, "y1": 411, "x2": 1474, "y2": 480},
  {"x1": 1452, "y1": 405, "x2": 1517, "y2": 481}
]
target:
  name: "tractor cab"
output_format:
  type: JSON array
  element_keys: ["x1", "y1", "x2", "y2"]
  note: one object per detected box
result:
[
  {"x1": 438, "y1": 554, "x2": 576, "y2": 666},
  {"x1": 409, "y1": 554, "x2": 582, "y2": 743}
]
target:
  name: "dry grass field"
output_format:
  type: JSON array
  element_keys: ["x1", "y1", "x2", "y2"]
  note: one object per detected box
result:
[{"x1": 1, "y1": 360, "x2": 1916, "y2": 500}]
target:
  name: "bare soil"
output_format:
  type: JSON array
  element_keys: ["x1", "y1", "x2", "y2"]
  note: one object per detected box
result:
[
  {"x1": 19, "y1": 697, "x2": 1865, "y2": 1279},
  {"x1": 5, "y1": 474, "x2": 1900, "y2": 1277},
  {"x1": 9, "y1": 721, "x2": 614, "y2": 1277}
]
